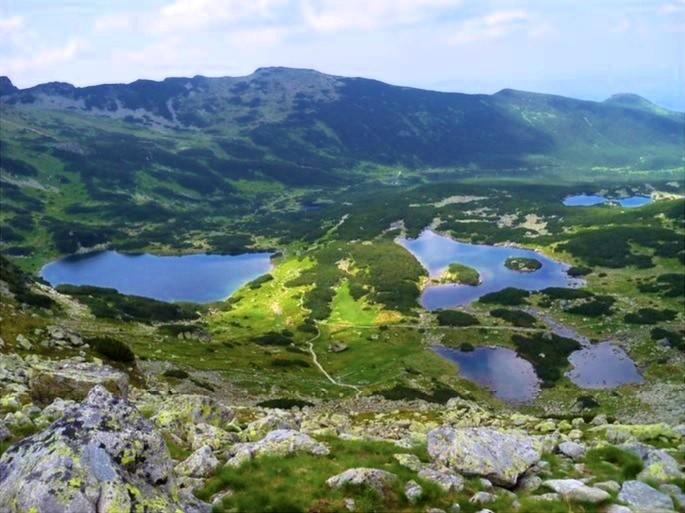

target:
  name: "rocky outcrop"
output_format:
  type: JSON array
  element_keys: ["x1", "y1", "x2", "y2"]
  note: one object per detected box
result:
[
  {"x1": 620, "y1": 442, "x2": 684, "y2": 484},
  {"x1": 0, "y1": 385, "x2": 209, "y2": 513},
  {"x1": 151, "y1": 393, "x2": 235, "y2": 444},
  {"x1": 427, "y1": 427, "x2": 542, "y2": 487},
  {"x1": 29, "y1": 360, "x2": 128, "y2": 404},
  {"x1": 175, "y1": 445, "x2": 221, "y2": 478},
  {"x1": 225, "y1": 429, "x2": 329, "y2": 467}
]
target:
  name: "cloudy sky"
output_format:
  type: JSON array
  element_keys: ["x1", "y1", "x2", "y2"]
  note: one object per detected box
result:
[{"x1": 2, "y1": 0, "x2": 684, "y2": 109}]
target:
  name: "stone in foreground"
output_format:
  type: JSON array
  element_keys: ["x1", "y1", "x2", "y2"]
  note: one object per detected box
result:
[
  {"x1": 427, "y1": 427, "x2": 542, "y2": 487},
  {"x1": 226, "y1": 429, "x2": 329, "y2": 467},
  {"x1": 0, "y1": 385, "x2": 209, "y2": 513},
  {"x1": 543, "y1": 479, "x2": 611, "y2": 504},
  {"x1": 327, "y1": 468, "x2": 398, "y2": 497},
  {"x1": 618, "y1": 480, "x2": 674, "y2": 511},
  {"x1": 29, "y1": 360, "x2": 128, "y2": 404}
]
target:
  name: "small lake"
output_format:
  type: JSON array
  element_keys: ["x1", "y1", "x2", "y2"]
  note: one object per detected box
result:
[
  {"x1": 563, "y1": 194, "x2": 652, "y2": 208},
  {"x1": 398, "y1": 230, "x2": 580, "y2": 310},
  {"x1": 40, "y1": 251, "x2": 273, "y2": 303},
  {"x1": 567, "y1": 342, "x2": 643, "y2": 388},
  {"x1": 435, "y1": 346, "x2": 540, "y2": 403}
]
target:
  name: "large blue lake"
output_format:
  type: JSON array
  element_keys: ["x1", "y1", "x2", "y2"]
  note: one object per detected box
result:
[
  {"x1": 40, "y1": 251, "x2": 273, "y2": 303},
  {"x1": 398, "y1": 230, "x2": 580, "y2": 309},
  {"x1": 563, "y1": 194, "x2": 652, "y2": 207}
]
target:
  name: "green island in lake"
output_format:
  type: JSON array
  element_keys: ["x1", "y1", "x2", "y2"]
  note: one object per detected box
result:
[{"x1": 504, "y1": 256, "x2": 543, "y2": 272}]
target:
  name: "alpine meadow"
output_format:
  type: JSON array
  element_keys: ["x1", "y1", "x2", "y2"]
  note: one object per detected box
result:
[{"x1": 0, "y1": 3, "x2": 684, "y2": 513}]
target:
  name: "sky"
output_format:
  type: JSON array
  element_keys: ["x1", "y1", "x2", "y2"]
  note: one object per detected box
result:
[{"x1": 1, "y1": 0, "x2": 684, "y2": 110}]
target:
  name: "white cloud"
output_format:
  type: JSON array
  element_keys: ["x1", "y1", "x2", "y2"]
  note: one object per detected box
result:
[
  {"x1": 0, "y1": 15, "x2": 27, "y2": 46},
  {"x1": 5, "y1": 38, "x2": 88, "y2": 74},
  {"x1": 447, "y1": 9, "x2": 538, "y2": 45},
  {"x1": 94, "y1": 13, "x2": 132, "y2": 33},
  {"x1": 300, "y1": 0, "x2": 461, "y2": 32},
  {"x1": 153, "y1": 0, "x2": 286, "y2": 33},
  {"x1": 658, "y1": 0, "x2": 685, "y2": 14}
]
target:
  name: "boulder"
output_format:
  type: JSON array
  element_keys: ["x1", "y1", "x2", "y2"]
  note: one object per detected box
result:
[
  {"x1": 620, "y1": 442, "x2": 684, "y2": 483},
  {"x1": 226, "y1": 429, "x2": 329, "y2": 467},
  {"x1": 417, "y1": 466, "x2": 465, "y2": 492},
  {"x1": 29, "y1": 360, "x2": 128, "y2": 404},
  {"x1": 242, "y1": 410, "x2": 298, "y2": 441},
  {"x1": 393, "y1": 453, "x2": 423, "y2": 472},
  {"x1": 326, "y1": 468, "x2": 398, "y2": 497},
  {"x1": 175, "y1": 446, "x2": 220, "y2": 478},
  {"x1": 188, "y1": 422, "x2": 237, "y2": 451},
  {"x1": 152, "y1": 394, "x2": 234, "y2": 442},
  {"x1": 427, "y1": 427, "x2": 542, "y2": 487},
  {"x1": 0, "y1": 385, "x2": 210, "y2": 513},
  {"x1": 543, "y1": 479, "x2": 610, "y2": 504},
  {"x1": 558, "y1": 441, "x2": 586, "y2": 460},
  {"x1": 618, "y1": 480, "x2": 674, "y2": 511}
]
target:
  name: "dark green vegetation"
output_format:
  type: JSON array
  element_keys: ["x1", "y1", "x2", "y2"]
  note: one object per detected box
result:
[
  {"x1": 435, "y1": 310, "x2": 480, "y2": 327},
  {"x1": 87, "y1": 336, "x2": 135, "y2": 363},
  {"x1": 441, "y1": 263, "x2": 480, "y2": 285},
  {"x1": 625, "y1": 308, "x2": 678, "y2": 325},
  {"x1": 55, "y1": 285, "x2": 199, "y2": 322},
  {"x1": 0, "y1": 256, "x2": 53, "y2": 309},
  {"x1": 504, "y1": 257, "x2": 542, "y2": 272},
  {"x1": 489, "y1": 308, "x2": 537, "y2": 328},
  {"x1": 479, "y1": 288, "x2": 530, "y2": 305},
  {"x1": 511, "y1": 333, "x2": 581, "y2": 386}
]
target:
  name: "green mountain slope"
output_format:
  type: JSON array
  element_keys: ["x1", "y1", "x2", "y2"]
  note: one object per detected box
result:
[{"x1": 1, "y1": 67, "x2": 683, "y2": 262}]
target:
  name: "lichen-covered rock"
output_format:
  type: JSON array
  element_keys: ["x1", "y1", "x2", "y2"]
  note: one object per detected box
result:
[
  {"x1": 242, "y1": 410, "x2": 299, "y2": 441},
  {"x1": 427, "y1": 427, "x2": 542, "y2": 487},
  {"x1": 598, "y1": 423, "x2": 682, "y2": 444},
  {"x1": 188, "y1": 422, "x2": 237, "y2": 451},
  {"x1": 175, "y1": 445, "x2": 220, "y2": 478},
  {"x1": 326, "y1": 468, "x2": 398, "y2": 497},
  {"x1": 393, "y1": 453, "x2": 423, "y2": 472},
  {"x1": 543, "y1": 479, "x2": 610, "y2": 504},
  {"x1": 417, "y1": 466, "x2": 465, "y2": 492},
  {"x1": 620, "y1": 442, "x2": 684, "y2": 484},
  {"x1": 29, "y1": 360, "x2": 128, "y2": 404},
  {"x1": 618, "y1": 480, "x2": 674, "y2": 511},
  {"x1": 226, "y1": 429, "x2": 329, "y2": 467},
  {"x1": 0, "y1": 385, "x2": 210, "y2": 513},
  {"x1": 152, "y1": 394, "x2": 234, "y2": 443}
]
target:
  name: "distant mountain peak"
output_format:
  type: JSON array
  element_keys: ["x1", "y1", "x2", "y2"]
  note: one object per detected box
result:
[
  {"x1": 0, "y1": 76, "x2": 18, "y2": 95},
  {"x1": 604, "y1": 93, "x2": 658, "y2": 110}
]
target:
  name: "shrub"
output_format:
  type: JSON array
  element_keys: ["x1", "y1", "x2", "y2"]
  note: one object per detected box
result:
[
  {"x1": 253, "y1": 331, "x2": 292, "y2": 346},
  {"x1": 567, "y1": 266, "x2": 592, "y2": 277},
  {"x1": 257, "y1": 398, "x2": 314, "y2": 409},
  {"x1": 87, "y1": 337, "x2": 135, "y2": 363},
  {"x1": 564, "y1": 295, "x2": 615, "y2": 317},
  {"x1": 540, "y1": 287, "x2": 593, "y2": 300},
  {"x1": 490, "y1": 308, "x2": 537, "y2": 327},
  {"x1": 625, "y1": 308, "x2": 678, "y2": 325},
  {"x1": 650, "y1": 327, "x2": 684, "y2": 350},
  {"x1": 479, "y1": 287, "x2": 530, "y2": 305},
  {"x1": 435, "y1": 310, "x2": 480, "y2": 327}
]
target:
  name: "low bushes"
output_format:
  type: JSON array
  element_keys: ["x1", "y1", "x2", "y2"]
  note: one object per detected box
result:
[
  {"x1": 435, "y1": 310, "x2": 480, "y2": 327},
  {"x1": 479, "y1": 287, "x2": 530, "y2": 305},
  {"x1": 490, "y1": 308, "x2": 537, "y2": 328},
  {"x1": 625, "y1": 308, "x2": 678, "y2": 325},
  {"x1": 87, "y1": 336, "x2": 135, "y2": 363}
]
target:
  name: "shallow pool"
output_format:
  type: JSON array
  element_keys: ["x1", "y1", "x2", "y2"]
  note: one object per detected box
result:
[{"x1": 563, "y1": 194, "x2": 652, "y2": 208}]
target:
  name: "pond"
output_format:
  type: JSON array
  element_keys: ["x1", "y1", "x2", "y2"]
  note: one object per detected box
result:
[
  {"x1": 40, "y1": 250, "x2": 273, "y2": 303},
  {"x1": 563, "y1": 194, "x2": 652, "y2": 207},
  {"x1": 397, "y1": 230, "x2": 580, "y2": 310},
  {"x1": 566, "y1": 342, "x2": 643, "y2": 388},
  {"x1": 434, "y1": 346, "x2": 540, "y2": 403}
]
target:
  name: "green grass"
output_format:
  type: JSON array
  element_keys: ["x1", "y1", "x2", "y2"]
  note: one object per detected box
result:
[
  {"x1": 584, "y1": 446, "x2": 643, "y2": 483},
  {"x1": 196, "y1": 437, "x2": 452, "y2": 513}
]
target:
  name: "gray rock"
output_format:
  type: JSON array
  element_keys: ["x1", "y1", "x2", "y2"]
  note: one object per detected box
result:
[
  {"x1": 621, "y1": 442, "x2": 684, "y2": 483},
  {"x1": 558, "y1": 441, "x2": 586, "y2": 460},
  {"x1": 517, "y1": 475, "x2": 542, "y2": 492},
  {"x1": 226, "y1": 429, "x2": 329, "y2": 467},
  {"x1": 660, "y1": 483, "x2": 685, "y2": 509},
  {"x1": 152, "y1": 394, "x2": 235, "y2": 443},
  {"x1": 594, "y1": 480, "x2": 621, "y2": 493},
  {"x1": 327, "y1": 468, "x2": 398, "y2": 497},
  {"x1": 618, "y1": 480, "x2": 674, "y2": 511},
  {"x1": 404, "y1": 480, "x2": 423, "y2": 503},
  {"x1": 15, "y1": 334, "x2": 32, "y2": 351},
  {"x1": 427, "y1": 427, "x2": 542, "y2": 487},
  {"x1": 470, "y1": 491, "x2": 495, "y2": 505},
  {"x1": 175, "y1": 445, "x2": 220, "y2": 478},
  {"x1": 393, "y1": 453, "x2": 423, "y2": 471},
  {"x1": 29, "y1": 360, "x2": 128, "y2": 404},
  {"x1": 418, "y1": 466, "x2": 464, "y2": 492},
  {"x1": 605, "y1": 506, "x2": 632, "y2": 513},
  {"x1": 0, "y1": 385, "x2": 209, "y2": 513},
  {"x1": 543, "y1": 479, "x2": 610, "y2": 504}
]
